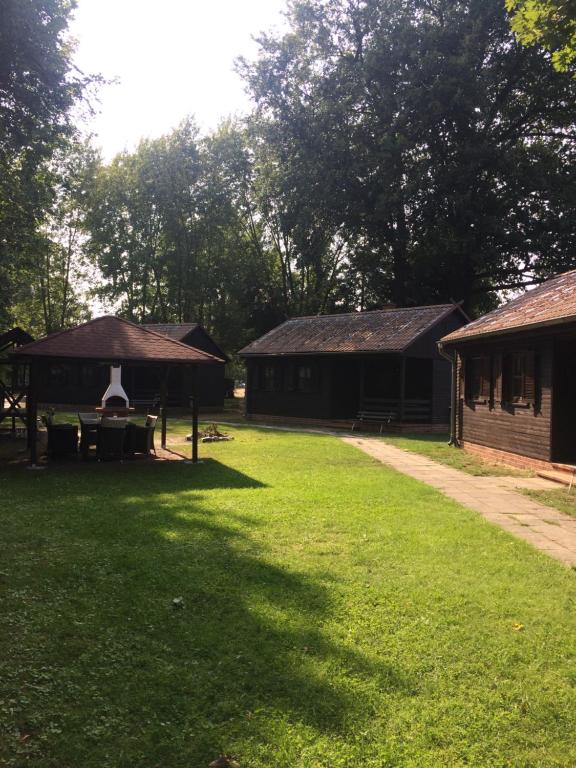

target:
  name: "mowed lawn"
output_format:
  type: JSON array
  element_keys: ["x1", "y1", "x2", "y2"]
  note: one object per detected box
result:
[{"x1": 1, "y1": 427, "x2": 576, "y2": 767}]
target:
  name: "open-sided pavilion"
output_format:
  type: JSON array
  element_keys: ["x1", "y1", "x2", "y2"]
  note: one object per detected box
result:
[{"x1": 11, "y1": 316, "x2": 225, "y2": 465}]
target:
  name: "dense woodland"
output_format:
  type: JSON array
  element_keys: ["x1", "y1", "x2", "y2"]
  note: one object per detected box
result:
[{"x1": 1, "y1": 0, "x2": 575, "y2": 358}]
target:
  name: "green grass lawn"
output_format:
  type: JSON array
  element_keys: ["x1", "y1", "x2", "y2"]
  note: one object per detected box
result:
[
  {"x1": 379, "y1": 433, "x2": 528, "y2": 476},
  {"x1": 1, "y1": 425, "x2": 576, "y2": 767},
  {"x1": 523, "y1": 487, "x2": 576, "y2": 520}
]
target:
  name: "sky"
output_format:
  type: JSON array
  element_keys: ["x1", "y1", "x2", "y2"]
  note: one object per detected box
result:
[{"x1": 70, "y1": 0, "x2": 288, "y2": 160}]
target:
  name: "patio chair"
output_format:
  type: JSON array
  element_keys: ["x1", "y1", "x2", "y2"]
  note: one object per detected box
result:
[
  {"x1": 125, "y1": 414, "x2": 157, "y2": 456},
  {"x1": 78, "y1": 413, "x2": 100, "y2": 460},
  {"x1": 46, "y1": 423, "x2": 79, "y2": 458},
  {"x1": 97, "y1": 418, "x2": 127, "y2": 461}
]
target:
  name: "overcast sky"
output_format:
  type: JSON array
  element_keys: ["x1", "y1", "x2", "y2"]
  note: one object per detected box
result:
[{"x1": 71, "y1": 0, "x2": 288, "y2": 159}]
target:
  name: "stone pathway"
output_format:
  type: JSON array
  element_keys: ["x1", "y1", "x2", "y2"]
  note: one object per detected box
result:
[{"x1": 342, "y1": 436, "x2": 576, "y2": 568}]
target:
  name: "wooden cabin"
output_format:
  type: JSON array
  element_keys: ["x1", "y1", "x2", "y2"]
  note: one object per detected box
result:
[
  {"x1": 239, "y1": 304, "x2": 468, "y2": 430},
  {"x1": 439, "y1": 269, "x2": 576, "y2": 470},
  {"x1": 35, "y1": 322, "x2": 228, "y2": 410}
]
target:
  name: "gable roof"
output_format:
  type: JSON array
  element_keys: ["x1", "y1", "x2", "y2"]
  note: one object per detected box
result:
[
  {"x1": 239, "y1": 304, "x2": 465, "y2": 357},
  {"x1": 441, "y1": 269, "x2": 576, "y2": 345},
  {"x1": 0, "y1": 327, "x2": 34, "y2": 352},
  {"x1": 12, "y1": 316, "x2": 224, "y2": 364},
  {"x1": 143, "y1": 322, "x2": 229, "y2": 362},
  {"x1": 142, "y1": 323, "x2": 200, "y2": 341}
]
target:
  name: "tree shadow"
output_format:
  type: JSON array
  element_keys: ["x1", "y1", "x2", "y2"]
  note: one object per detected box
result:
[{"x1": 2, "y1": 460, "x2": 413, "y2": 766}]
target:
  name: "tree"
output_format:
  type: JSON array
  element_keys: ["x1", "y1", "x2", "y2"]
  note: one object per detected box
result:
[
  {"x1": 240, "y1": 0, "x2": 576, "y2": 313},
  {"x1": 0, "y1": 0, "x2": 99, "y2": 328},
  {"x1": 506, "y1": 0, "x2": 576, "y2": 74}
]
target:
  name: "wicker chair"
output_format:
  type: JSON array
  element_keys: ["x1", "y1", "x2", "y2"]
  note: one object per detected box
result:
[
  {"x1": 46, "y1": 424, "x2": 78, "y2": 458},
  {"x1": 78, "y1": 413, "x2": 100, "y2": 460},
  {"x1": 125, "y1": 415, "x2": 157, "y2": 456},
  {"x1": 97, "y1": 418, "x2": 127, "y2": 461}
]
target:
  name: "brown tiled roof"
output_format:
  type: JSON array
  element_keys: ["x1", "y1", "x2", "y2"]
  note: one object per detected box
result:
[
  {"x1": 442, "y1": 269, "x2": 576, "y2": 345},
  {"x1": 142, "y1": 323, "x2": 199, "y2": 341},
  {"x1": 12, "y1": 316, "x2": 223, "y2": 364},
  {"x1": 239, "y1": 304, "x2": 463, "y2": 356}
]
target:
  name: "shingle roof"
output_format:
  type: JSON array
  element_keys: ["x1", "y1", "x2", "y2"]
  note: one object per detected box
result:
[
  {"x1": 142, "y1": 323, "x2": 199, "y2": 341},
  {"x1": 441, "y1": 270, "x2": 576, "y2": 345},
  {"x1": 239, "y1": 304, "x2": 463, "y2": 356},
  {"x1": 12, "y1": 316, "x2": 223, "y2": 364}
]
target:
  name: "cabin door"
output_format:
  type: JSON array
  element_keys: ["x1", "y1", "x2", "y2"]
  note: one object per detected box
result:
[{"x1": 552, "y1": 341, "x2": 576, "y2": 464}]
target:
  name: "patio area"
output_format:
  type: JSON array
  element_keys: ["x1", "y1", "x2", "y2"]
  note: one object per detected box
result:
[{"x1": 9, "y1": 316, "x2": 225, "y2": 467}]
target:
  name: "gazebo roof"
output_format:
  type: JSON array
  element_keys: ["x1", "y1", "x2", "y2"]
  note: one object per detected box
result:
[{"x1": 12, "y1": 316, "x2": 224, "y2": 365}]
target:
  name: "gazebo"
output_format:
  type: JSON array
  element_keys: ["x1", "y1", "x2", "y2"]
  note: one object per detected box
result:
[{"x1": 11, "y1": 316, "x2": 225, "y2": 465}]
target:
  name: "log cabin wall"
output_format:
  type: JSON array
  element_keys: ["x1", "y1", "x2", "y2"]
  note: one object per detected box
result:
[
  {"x1": 457, "y1": 338, "x2": 553, "y2": 462},
  {"x1": 246, "y1": 356, "x2": 334, "y2": 419}
]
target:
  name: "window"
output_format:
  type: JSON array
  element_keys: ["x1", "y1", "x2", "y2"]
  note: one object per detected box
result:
[
  {"x1": 49, "y1": 363, "x2": 73, "y2": 388},
  {"x1": 466, "y1": 356, "x2": 490, "y2": 402},
  {"x1": 504, "y1": 352, "x2": 536, "y2": 404},
  {"x1": 296, "y1": 365, "x2": 315, "y2": 393},
  {"x1": 262, "y1": 364, "x2": 277, "y2": 392}
]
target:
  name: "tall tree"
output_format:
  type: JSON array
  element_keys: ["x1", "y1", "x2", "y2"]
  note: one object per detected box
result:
[
  {"x1": 0, "y1": 0, "x2": 98, "y2": 328},
  {"x1": 240, "y1": 0, "x2": 576, "y2": 313},
  {"x1": 506, "y1": 0, "x2": 576, "y2": 74}
]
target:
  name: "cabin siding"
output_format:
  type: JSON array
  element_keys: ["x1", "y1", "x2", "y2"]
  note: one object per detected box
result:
[
  {"x1": 458, "y1": 341, "x2": 553, "y2": 462},
  {"x1": 246, "y1": 357, "x2": 333, "y2": 419}
]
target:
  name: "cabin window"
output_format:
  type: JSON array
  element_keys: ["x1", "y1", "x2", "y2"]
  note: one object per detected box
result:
[
  {"x1": 261, "y1": 364, "x2": 278, "y2": 392},
  {"x1": 504, "y1": 352, "x2": 536, "y2": 405},
  {"x1": 466, "y1": 356, "x2": 490, "y2": 402},
  {"x1": 49, "y1": 363, "x2": 73, "y2": 388},
  {"x1": 296, "y1": 364, "x2": 315, "y2": 393}
]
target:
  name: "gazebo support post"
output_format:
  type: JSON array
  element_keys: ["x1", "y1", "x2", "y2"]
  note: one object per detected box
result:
[
  {"x1": 192, "y1": 364, "x2": 199, "y2": 463},
  {"x1": 160, "y1": 366, "x2": 169, "y2": 450},
  {"x1": 26, "y1": 361, "x2": 42, "y2": 469}
]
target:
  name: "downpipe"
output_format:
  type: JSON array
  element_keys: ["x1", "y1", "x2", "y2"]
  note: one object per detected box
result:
[{"x1": 438, "y1": 342, "x2": 460, "y2": 447}]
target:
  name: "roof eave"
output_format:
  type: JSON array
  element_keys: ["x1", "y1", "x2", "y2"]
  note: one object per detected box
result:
[{"x1": 440, "y1": 313, "x2": 576, "y2": 347}]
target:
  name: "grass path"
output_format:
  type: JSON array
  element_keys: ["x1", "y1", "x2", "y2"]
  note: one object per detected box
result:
[{"x1": 1, "y1": 426, "x2": 576, "y2": 767}]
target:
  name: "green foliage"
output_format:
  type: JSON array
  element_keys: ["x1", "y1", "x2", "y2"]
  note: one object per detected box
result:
[
  {"x1": 84, "y1": 119, "x2": 285, "y2": 354},
  {"x1": 1, "y1": 425, "x2": 576, "y2": 765},
  {"x1": 506, "y1": 0, "x2": 576, "y2": 74},
  {"x1": 0, "y1": 0, "x2": 99, "y2": 331},
  {"x1": 241, "y1": 0, "x2": 576, "y2": 313}
]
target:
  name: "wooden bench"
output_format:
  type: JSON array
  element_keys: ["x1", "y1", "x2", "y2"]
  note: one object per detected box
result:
[{"x1": 352, "y1": 410, "x2": 398, "y2": 432}]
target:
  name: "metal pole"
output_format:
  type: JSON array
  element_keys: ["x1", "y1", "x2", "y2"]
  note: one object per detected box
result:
[
  {"x1": 27, "y1": 361, "x2": 39, "y2": 466},
  {"x1": 192, "y1": 365, "x2": 199, "y2": 464},
  {"x1": 160, "y1": 367, "x2": 168, "y2": 449}
]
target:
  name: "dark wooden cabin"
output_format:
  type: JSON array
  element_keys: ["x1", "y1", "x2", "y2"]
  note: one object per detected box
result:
[
  {"x1": 439, "y1": 269, "x2": 576, "y2": 469},
  {"x1": 35, "y1": 322, "x2": 228, "y2": 410},
  {"x1": 239, "y1": 304, "x2": 468, "y2": 429}
]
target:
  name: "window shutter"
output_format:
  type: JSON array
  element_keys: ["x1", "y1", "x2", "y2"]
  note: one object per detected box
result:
[
  {"x1": 464, "y1": 357, "x2": 471, "y2": 402},
  {"x1": 501, "y1": 354, "x2": 512, "y2": 404},
  {"x1": 480, "y1": 356, "x2": 491, "y2": 400},
  {"x1": 524, "y1": 352, "x2": 536, "y2": 404},
  {"x1": 492, "y1": 354, "x2": 502, "y2": 406}
]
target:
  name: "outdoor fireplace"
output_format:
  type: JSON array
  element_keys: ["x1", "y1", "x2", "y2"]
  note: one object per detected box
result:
[{"x1": 97, "y1": 365, "x2": 134, "y2": 415}]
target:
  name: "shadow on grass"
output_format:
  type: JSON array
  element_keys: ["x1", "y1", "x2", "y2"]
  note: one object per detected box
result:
[{"x1": 1, "y1": 458, "x2": 411, "y2": 766}]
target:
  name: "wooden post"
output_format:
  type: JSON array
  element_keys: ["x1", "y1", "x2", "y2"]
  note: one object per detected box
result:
[
  {"x1": 160, "y1": 366, "x2": 168, "y2": 449},
  {"x1": 399, "y1": 356, "x2": 406, "y2": 423},
  {"x1": 27, "y1": 361, "x2": 38, "y2": 466},
  {"x1": 192, "y1": 364, "x2": 199, "y2": 463}
]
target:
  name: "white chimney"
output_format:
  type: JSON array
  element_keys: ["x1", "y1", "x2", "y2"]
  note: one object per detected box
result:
[{"x1": 101, "y1": 365, "x2": 130, "y2": 409}]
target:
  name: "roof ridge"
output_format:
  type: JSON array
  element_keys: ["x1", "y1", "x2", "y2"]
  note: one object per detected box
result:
[{"x1": 284, "y1": 303, "x2": 454, "y2": 322}]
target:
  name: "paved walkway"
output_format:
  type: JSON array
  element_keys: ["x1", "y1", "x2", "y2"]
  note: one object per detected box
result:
[{"x1": 342, "y1": 436, "x2": 576, "y2": 568}]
